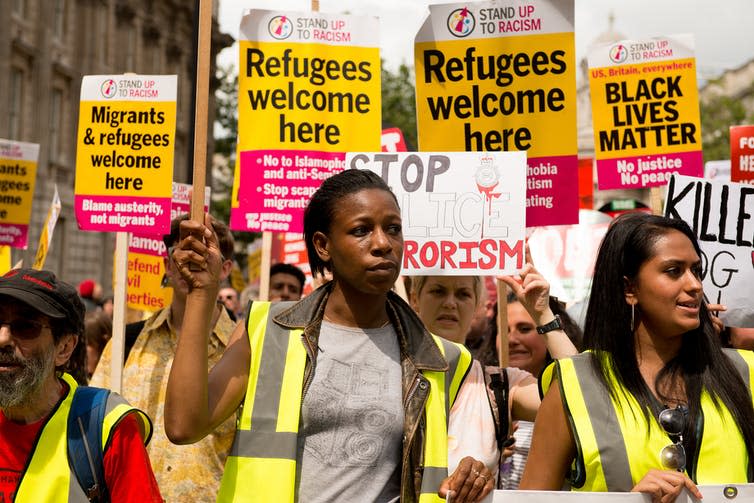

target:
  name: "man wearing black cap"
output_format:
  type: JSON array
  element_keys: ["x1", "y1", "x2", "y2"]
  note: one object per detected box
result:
[
  {"x1": 0, "y1": 268, "x2": 163, "y2": 502},
  {"x1": 91, "y1": 214, "x2": 236, "y2": 502}
]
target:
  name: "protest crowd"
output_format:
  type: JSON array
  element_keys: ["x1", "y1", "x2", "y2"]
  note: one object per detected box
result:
[{"x1": 2, "y1": 1, "x2": 754, "y2": 503}]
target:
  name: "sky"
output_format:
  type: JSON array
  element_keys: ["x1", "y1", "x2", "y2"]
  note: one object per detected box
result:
[{"x1": 217, "y1": 0, "x2": 754, "y2": 81}]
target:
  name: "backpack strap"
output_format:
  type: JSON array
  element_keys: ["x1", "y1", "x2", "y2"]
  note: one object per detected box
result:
[
  {"x1": 67, "y1": 386, "x2": 111, "y2": 503},
  {"x1": 484, "y1": 366, "x2": 510, "y2": 453}
]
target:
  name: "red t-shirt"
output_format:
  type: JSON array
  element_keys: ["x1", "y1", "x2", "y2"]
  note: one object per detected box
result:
[{"x1": 0, "y1": 393, "x2": 162, "y2": 502}]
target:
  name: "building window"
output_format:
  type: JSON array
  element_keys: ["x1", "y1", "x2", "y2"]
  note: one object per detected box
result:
[
  {"x1": 125, "y1": 27, "x2": 136, "y2": 71},
  {"x1": 49, "y1": 89, "x2": 63, "y2": 162},
  {"x1": 152, "y1": 44, "x2": 161, "y2": 71},
  {"x1": 9, "y1": 69, "x2": 23, "y2": 140},
  {"x1": 53, "y1": 0, "x2": 66, "y2": 39},
  {"x1": 13, "y1": 0, "x2": 25, "y2": 16},
  {"x1": 99, "y1": 5, "x2": 109, "y2": 66}
]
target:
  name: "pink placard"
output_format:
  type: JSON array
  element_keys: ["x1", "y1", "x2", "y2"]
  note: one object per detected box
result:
[
  {"x1": 75, "y1": 194, "x2": 171, "y2": 233},
  {"x1": 526, "y1": 154, "x2": 579, "y2": 227},
  {"x1": 235, "y1": 150, "x2": 345, "y2": 233},
  {"x1": 0, "y1": 223, "x2": 29, "y2": 248},
  {"x1": 597, "y1": 151, "x2": 703, "y2": 190}
]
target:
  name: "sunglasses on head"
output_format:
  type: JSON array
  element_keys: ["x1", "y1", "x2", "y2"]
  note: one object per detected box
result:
[
  {"x1": 658, "y1": 404, "x2": 688, "y2": 472},
  {"x1": 0, "y1": 319, "x2": 51, "y2": 340}
]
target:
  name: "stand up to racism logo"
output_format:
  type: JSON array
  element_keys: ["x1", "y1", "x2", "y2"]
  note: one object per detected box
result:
[{"x1": 447, "y1": 7, "x2": 475, "y2": 37}]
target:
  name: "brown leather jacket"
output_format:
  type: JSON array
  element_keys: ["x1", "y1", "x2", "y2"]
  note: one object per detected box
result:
[{"x1": 273, "y1": 281, "x2": 454, "y2": 502}]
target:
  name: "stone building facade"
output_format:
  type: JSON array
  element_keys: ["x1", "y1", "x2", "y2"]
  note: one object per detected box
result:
[{"x1": 0, "y1": 0, "x2": 231, "y2": 287}]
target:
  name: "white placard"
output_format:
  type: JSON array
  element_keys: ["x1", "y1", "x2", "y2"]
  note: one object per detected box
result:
[
  {"x1": 664, "y1": 174, "x2": 754, "y2": 327},
  {"x1": 347, "y1": 151, "x2": 527, "y2": 275}
]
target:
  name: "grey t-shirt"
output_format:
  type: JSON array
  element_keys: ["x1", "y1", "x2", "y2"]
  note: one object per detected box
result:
[{"x1": 296, "y1": 321, "x2": 403, "y2": 502}]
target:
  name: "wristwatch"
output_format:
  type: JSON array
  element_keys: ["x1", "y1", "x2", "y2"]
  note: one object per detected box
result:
[{"x1": 536, "y1": 314, "x2": 563, "y2": 334}]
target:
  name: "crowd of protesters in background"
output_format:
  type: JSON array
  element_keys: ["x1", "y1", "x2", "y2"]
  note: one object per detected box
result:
[{"x1": 2, "y1": 200, "x2": 753, "y2": 502}]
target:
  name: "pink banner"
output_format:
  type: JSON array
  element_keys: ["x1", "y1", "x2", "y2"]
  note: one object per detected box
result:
[
  {"x1": 75, "y1": 194, "x2": 171, "y2": 233},
  {"x1": 597, "y1": 150, "x2": 702, "y2": 190},
  {"x1": 526, "y1": 155, "x2": 579, "y2": 227},
  {"x1": 234, "y1": 150, "x2": 345, "y2": 233},
  {"x1": 0, "y1": 223, "x2": 28, "y2": 248}
]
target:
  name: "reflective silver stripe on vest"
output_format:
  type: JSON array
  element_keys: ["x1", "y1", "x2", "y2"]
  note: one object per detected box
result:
[
  {"x1": 421, "y1": 466, "x2": 448, "y2": 495},
  {"x1": 570, "y1": 356, "x2": 634, "y2": 492},
  {"x1": 436, "y1": 337, "x2": 461, "y2": 418},
  {"x1": 724, "y1": 349, "x2": 751, "y2": 394},
  {"x1": 229, "y1": 430, "x2": 298, "y2": 459},
  {"x1": 230, "y1": 305, "x2": 298, "y2": 460}
]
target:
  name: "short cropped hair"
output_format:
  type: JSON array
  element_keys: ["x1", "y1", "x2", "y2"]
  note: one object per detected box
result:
[
  {"x1": 270, "y1": 262, "x2": 306, "y2": 290},
  {"x1": 303, "y1": 169, "x2": 397, "y2": 278}
]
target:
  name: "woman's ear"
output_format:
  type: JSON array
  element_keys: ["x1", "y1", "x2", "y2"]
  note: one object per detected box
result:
[
  {"x1": 312, "y1": 231, "x2": 330, "y2": 263},
  {"x1": 623, "y1": 276, "x2": 637, "y2": 305},
  {"x1": 55, "y1": 334, "x2": 78, "y2": 367}
]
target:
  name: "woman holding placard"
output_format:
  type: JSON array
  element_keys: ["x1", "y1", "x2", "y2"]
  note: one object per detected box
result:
[
  {"x1": 520, "y1": 213, "x2": 754, "y2": 501},
  {"x1": 164, "y1": 169, "x2": 493, "y2": 503},
  {"x1": 409, "y1": 257, "x2": 578, "y2": 488}
]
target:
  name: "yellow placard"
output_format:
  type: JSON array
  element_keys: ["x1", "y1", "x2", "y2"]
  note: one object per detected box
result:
[
  {"x1": 0, "y1": 139, "x2": 39, "y2": 249},
  {"x1": 0, "y1": 246, "x2": 10, "y2": 275},
  {"x1": 126, "y1": 251, "x2": 171, "y2": 311},
  {"x1": 589, "y1": 58, "x2": 701, "y2": 159},
  {"x1": 238, "y1": 42, "x2": 381, "y2": 152},
  {"x1": 231, "y1": 11, "x2": 382, "y2": 227},
  {"x1": 0, "y1": 159, "x2": 36, "y2": 222},
  {"x1": 415, "y1": 33, "x2": 576, "y2": 156},
  {"x1": 75, "y1": 100, "x2": 176, "y2": 197},
  {"x1": 74, "y1": 75, "x2": 176, "y2": 233}
]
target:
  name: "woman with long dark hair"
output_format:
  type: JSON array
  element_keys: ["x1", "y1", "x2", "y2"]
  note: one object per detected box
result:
[{"x1": 520, "y1": 213, "x2": 754, "y2": 502}]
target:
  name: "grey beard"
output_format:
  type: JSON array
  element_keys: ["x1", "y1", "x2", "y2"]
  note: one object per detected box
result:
[{"x1": 0, "y1": 344, "x2": 56, "y2": 409}]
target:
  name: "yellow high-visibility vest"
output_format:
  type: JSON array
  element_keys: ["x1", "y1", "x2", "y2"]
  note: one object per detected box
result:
[
  {"x1": 218, "y1": 301, "x2": 471, "y2": 502},
  {"x1": 542, "y1": 349, "x2": 754, "y2": 491},
  {"x1": 14, "y1": 373, "x2": 151, "y2": 502}
]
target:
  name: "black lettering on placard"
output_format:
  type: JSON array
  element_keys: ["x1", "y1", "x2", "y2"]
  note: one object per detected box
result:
[
  {"x1": 348, "y1": 153, "x2": 451, "y2": 192},
  {"x1": 243, "y1": 47, "x2": 375, "y2": 147},
  {"x1": 419, "y1": 46, "x2": 569, "y2": 150},
  {"x1": 666, "y1": 178, "x2": 754, "y2": 248},
  {"x1": 598, "y1": 75, "x2": 698, "y2": 152}
]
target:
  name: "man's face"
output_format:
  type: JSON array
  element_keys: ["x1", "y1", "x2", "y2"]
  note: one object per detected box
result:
[
  {"x1": 0, "y1": 301, "x2": 57, "y2": 408},
  {"x1": 269, "y1": 273, "x2": 303, "y2": 301},
  {"x1": 218, "y1": 287, "x2": 240, "y2": 313},
  {"x1": 164, "y1": 246, "x2": 190, "y2": 298}
]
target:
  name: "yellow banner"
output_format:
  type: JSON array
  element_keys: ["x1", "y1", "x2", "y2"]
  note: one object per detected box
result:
[
  {"x1": 416, "y1": 33, "x2": 576, "y2": 156},
  {"x1": 590, "y1": 58, "x2": 701, "y2": 159},
  {"x1": 75, "y1": 100, "x2": 176, "y2": 197},
  {"x1": 0, "y1": 139, "x2": 39, "y2": 248},
  {"x1": 231, "y1": 10, "x2": 382, "y2": 226},
  {"x1": 587, "y1": 35, "x2": 703, "y2": 190},
  {"x1": 32, "y1": 185, "x2": 61, "y2": 270},
  {"x1": 126, "y1": 251, "x2": 171, "y2": 311},
  {"x1": 0, "y1": 246, "x2": 10, "y2": 275}
]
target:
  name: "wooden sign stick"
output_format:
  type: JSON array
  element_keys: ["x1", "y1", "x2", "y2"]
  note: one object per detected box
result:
[{"x1": 190, "y1": 0, "x2": 213, "y2": 222}]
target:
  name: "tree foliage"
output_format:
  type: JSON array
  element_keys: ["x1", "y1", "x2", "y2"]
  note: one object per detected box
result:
[
  {"x1": 381, "y1": 62, "x2": 418, "y2": 151},
  {"x1": 212, "y1": 64, "x2": 259, "y2": 248},
  {"x1": 700, "y1": 88, "x2": 753, "y2": 163}
]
